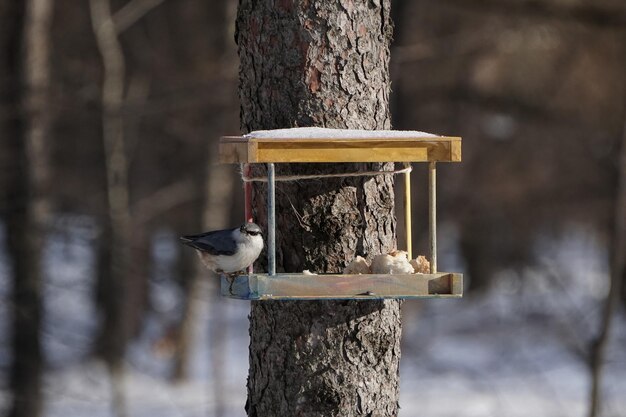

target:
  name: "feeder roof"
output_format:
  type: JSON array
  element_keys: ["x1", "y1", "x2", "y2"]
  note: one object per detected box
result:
[{"x1": 219, "y1": 128, "x2": 462, "y2": 164}]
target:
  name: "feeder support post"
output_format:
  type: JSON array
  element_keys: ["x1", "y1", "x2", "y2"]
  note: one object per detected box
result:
[
  {"x1": 404, "y1": 163, "x2": 412, "y2": 259},
  {"x1": 429, "y1": 161, "x2": 437, "y2": 273},
  {"x1": 267, "y1": 163, "x2": 276, "y2": 276},
  {"x1": 244, "y1": 163, "x2": 254, "y2": 273}
]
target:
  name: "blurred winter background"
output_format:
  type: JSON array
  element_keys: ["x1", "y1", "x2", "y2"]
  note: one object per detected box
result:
[{"x1": 1, "y1": 0, "x2": 625, "y2": 416}]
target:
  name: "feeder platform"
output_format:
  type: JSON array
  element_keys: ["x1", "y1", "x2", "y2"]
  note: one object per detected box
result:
[{"x1": 222, "y1": 272, "x2": 463, "y2": 300}]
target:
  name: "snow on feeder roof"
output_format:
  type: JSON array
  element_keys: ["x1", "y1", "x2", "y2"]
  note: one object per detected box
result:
[{"x1": 244, "y1": 127, "x2": 438, "y2": 138}]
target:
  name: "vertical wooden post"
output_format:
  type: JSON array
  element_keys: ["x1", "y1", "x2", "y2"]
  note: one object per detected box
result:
[
  {"x1": 404, "y1": 164, "x2": 412, "y2": 259},
  {"x1": 429, "y1": 161, "x2": 437, "y2": 273}
]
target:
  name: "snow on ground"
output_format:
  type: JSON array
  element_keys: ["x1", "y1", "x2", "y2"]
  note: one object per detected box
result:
[
  {"x1": 0, "y1": 221, "x2": 625, "y2": 417},
  {"x1": 399, "y1": 226, "x2": 626, "y2": 417}
]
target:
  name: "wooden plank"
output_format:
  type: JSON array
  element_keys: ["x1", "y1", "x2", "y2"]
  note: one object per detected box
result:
[
  {"x1": 218, "y1": 136, "x2": 462, "y2": 164},
  {"x1": 221, "y1": 273, "x2": 258, "y2": 300},
  {"x1": 450, "y1": 140, "x2": 462, "y2": 162},
  {"x1": 219, "y1": 141, "x2": 248, "y2": 163},
  {"x1": 451, "y1": 273, "x2": 463, "y2": 296},
  {"x1": 255, "y1": 141, "x2": 436, "y2": 163},
  {"x1": 249, "y1": 140, "x2": 258, "y2": 162},
  {"x1": 404, "y1": 169, "x2": 412, "y2": 259},
  {"x1": 220, "y1": 272, "x2": 463, "y2": 300}
]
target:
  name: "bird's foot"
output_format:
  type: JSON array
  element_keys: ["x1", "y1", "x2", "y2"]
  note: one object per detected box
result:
[
  {"x1": 227, "y1": 275, "x2": 236, "y2": 295},
  {"x1": 216, "y1": 269, "x2": 241, "y2": 278},
  {"x1": 216, "y1": 271, "x2": 242, "y2": 295}
]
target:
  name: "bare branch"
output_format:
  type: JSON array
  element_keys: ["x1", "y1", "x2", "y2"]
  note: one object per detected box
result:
[
  {"x1": 112, "y1": 0, "x2": 167, "y2": 34},
  {"x1": 588, "y1": 94, "x2": 626, "y2": 417}
]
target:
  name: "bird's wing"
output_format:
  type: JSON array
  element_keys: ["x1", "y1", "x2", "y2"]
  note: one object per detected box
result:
[{"x1": 180, "y1": 229, "x2": 237, "y2": 256}]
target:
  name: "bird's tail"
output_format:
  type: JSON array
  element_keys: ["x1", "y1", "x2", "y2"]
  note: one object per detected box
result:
[
  {"x1": 180, "y1": 233, "x2": 216, "y2": 252},
  {"x1": 179, "y1": 235, "x2": 199, "y2": 248}
]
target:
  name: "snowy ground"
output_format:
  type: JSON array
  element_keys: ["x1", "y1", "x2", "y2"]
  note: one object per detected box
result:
[{"x1": 0, "y1": 220, "x2": 625, "y2": 417}]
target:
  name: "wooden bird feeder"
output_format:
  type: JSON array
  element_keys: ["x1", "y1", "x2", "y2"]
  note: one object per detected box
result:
[{"x1": 218, "y1": 129, "x2": 463, "y2": 300}]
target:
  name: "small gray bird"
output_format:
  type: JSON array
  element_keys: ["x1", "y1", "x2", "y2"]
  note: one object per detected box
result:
[{"x1": 180, "y1": 223, "x2": 263, "y2": 274}]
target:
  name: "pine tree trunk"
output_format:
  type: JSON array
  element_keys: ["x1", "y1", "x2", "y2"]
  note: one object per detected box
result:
[{"x1": 237, "y1": 1, "x2": 401, "y2": 415}]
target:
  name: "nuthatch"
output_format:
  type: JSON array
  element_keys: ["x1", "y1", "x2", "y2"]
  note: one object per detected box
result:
[{"x1": 180, "y1": 223, "x2": 263, "y2": 274}]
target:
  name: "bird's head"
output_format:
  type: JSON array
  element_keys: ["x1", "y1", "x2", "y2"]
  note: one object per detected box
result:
[{"x1": 239, "y1": 222, "x2": 263, "y2": 239}]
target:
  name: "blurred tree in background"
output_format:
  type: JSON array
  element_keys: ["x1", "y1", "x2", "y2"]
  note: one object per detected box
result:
[
  {"x1": 2, "y1": 0, "x2": 241, "y2": 415},
  {"x1": 0, "y1": 0, "x2": 624, "y2": 416},
  {"x1": 1, "y1": 0, "x2": 53, "y2": 415}
]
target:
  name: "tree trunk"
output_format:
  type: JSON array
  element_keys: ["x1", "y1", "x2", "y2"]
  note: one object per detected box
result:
[
  {"x1": 587, "y1": 100, "x2": 626, "y2": 417},
  {"x1": 3, "y1": 0, "x2": 53, "y2": 416},
  {"x1": 89, "y1": 1, "x2": 131, "y2": 415},
  {"x1": 173, "y1": 0, "x2": 238, "y2": 388},
  {"x1": 237, "y1": 1, "x2": 401, "y2": 416}
]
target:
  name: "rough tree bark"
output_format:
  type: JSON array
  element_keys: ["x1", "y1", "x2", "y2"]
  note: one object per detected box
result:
[
  {"x1": 237, "y1": 1, "x2": 401, "y2": 416},
  {"x1": 2, "y1": 0, "x2": 53, "y2": 416}
]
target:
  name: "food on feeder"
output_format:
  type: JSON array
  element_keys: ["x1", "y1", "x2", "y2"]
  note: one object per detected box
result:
[
  {"x1": 410, "y1": 255, "x2": 430, "y2": 274},
  {"x1": 343, "y1": 256, "x2": 371, "y2": 274},
  {"x1": 302, "y1": 269, "x2": 317, "y2": 275},
  {"x1": 343, "y1": 251, "x2": 431, "y2": 275},
  {"x1": 371, "y1": 252, "x2": 414, "y2": 274},
  {"x1": 389, "y1": 249, "x2": 409, "y2": 259}
]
